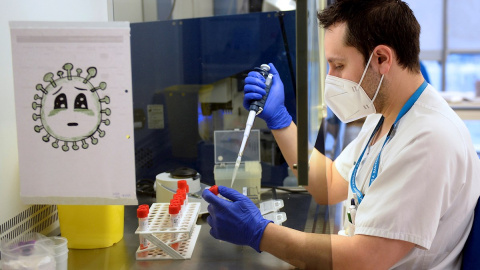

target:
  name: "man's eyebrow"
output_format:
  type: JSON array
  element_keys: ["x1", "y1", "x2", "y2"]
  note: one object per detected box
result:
[
  {"x1": 327, "y1": 57, "x2": 346, "y2": 63},
  {"x1": 52, "y1": 87, "x2": 63, "y2": 95},
  {"x1": 74, "y1": 87, "x2": 87, "y2": 91}
]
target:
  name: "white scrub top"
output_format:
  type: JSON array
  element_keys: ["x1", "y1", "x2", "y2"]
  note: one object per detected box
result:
[{"x1": 335, "y1": 84, "x2": 480, "y2": 269}]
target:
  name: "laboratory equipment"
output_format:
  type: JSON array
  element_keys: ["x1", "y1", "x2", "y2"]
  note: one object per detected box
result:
[
  {"x1": 178, "y1": 180, "x2": 189, "y2": 193},
  {"x1": 214, "y1": 130, "x2": 262, "y2": 202},
  {"x1": 50, "y1": 236, "x2": 68, "y2": 270},
  {"x1": 262, "y1": 212, "x2": 288, "y2": 225},
  {"x1": 259, "y1": 199, "x2": 284, "y2": 215},
  {"x1": 0, "y1": 233, "x2": 68, "y2": 270},
  {"x1": 231, "y1": 64, "x2": 273, "y2": 188},
  {"x1": 130, "y1": 11, "x2": 297, "y2": 189},
  {"x1": 209, "y1": 185, "x2": 219, "y2": 195},
  {"x1": 169, "y1": 203, "x2": 181, "y2": 250},
  {"x1": 259, "y1": 199, "x2": 287, "y2": 225},
  {"x1": 1, "y1": 240, "x2": 55, "y2": 270},
  {"x1": 137, "y1": 205, "x2": 149, "y2": 257},
  {"x1": 57, "y1": 205, "x2": 124, "y2": 249},
  {"x1": 155, "y1": 167, "x2": 208, "y2": 214},
  {"x1": 134, "y1": 202, "x2": 201, "y2": 260}
]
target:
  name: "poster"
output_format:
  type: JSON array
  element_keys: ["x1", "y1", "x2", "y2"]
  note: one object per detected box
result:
[{"x1": 10, "y1": 21, "x2": 137, "y2": 205}]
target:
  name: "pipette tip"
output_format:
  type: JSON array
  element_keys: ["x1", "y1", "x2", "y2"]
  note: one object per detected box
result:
[{"x1": 231, "y1": 161, "x2": 240, "y2": 188}]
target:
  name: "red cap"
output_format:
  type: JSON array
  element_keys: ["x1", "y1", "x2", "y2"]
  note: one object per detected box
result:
[
  {"x1": 169, "y1": 204, "x2": 180, "y2": 215},
  {"x1": 173, "y1": 194, "x2": 184, "y2": 205},
  {"x1": 139, "y1": 204, "x2": 149, "y2": 210},
  {"x1": 209, "y1": 185, "x2": 219, "y2": 195},
  {"x1": 177, "y1": 189, "x2": 186, "y2": 199},
  {"x1": 178, "y1": 180, "x2": 189, "y2": 193},
  {"x1": 137, "y1": 206, "x2": 149, "y2": 218}
]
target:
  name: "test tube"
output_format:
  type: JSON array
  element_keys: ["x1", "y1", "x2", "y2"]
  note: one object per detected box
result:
[
  {"x1": 209, "y1": 185, "x2": 219, "y2": 195},
  {"x1": 169, "y1": 203, "x2": 180, "y2": 250},
  {"x1": 177, "y1": 180, "x2": 189, "y2": 204},
  {"x1": 177, "y1": 188, "x2": 187, "y2": 206},
  {"x1": 178, "y1": 180, "x2": 188, "y2": 191},
  {"x1": 137, "y1": 205, "x2": 149, "y2": 255},
  {"x1": 139, "y1": 204, "x2": 149, "y2": 214},
  {"x1": 169, "y1": 203, "x2": 180, "y2": 227},
  {"x1": 174, "y1": 194, "x2": 185, "y2": 216},
  {"x1": 171, "y1": 197, "x2": 183, "y2": 217}
]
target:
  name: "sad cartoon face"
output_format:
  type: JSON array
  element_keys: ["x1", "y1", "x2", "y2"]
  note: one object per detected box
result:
[
  {"x1": 33, "y1": 64, "x2": 110, "y2": 151},
  {"x1": 41, "y1": 76, "x2": 102, "y2": 141}
]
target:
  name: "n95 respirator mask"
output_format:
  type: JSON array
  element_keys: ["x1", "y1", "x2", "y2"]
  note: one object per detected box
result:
[{"x1": 324, "y1": 53, "x2": 384, "y2": 123}]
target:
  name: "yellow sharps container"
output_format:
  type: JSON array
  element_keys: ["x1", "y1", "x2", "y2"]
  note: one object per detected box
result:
[{"x1": 57, "y1": 205, "x2": 124, "y2": 249}]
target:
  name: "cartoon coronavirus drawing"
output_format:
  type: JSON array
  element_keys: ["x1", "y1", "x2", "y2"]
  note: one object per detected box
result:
[{"x1": 32, "y1": 63, "x2": 111, "y2": 151}]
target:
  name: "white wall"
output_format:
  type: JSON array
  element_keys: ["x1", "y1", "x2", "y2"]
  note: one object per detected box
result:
[
  {"x1": 172, "y1": 0, "x2": 213, "y2": 19},
  {"x1": 113, "y1": 0, "x2": 144, "y2": 22},
  {"x1": 0, "y1": 0, "x2": 109, "y2": 224}
]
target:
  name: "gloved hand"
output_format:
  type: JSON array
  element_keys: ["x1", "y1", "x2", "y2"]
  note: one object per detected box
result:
[
  {"x1": 243, "y1": 63, "x2": 292, "y2": 130},
  {"x1": 202, "y1": 186, "x2": 272, "y2": 253}
]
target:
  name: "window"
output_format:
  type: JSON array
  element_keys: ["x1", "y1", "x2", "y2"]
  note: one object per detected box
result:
[{"x1": 406, "y1": 0, "x2": 480, "y2": 94}]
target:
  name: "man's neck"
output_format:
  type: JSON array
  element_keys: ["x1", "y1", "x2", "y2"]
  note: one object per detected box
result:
[{"x1": 380, "y1": 73, "x2": 425, "y2": 130}]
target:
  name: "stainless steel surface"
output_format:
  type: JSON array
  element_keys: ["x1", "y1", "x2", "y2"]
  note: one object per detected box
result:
[{"x1": 67, "y1": 189, "x2": 315, "y2": 269}]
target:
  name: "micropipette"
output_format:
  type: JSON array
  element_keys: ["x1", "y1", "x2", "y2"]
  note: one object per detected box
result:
[{"x1": 231, "y1": 64, "x2": 273, "y2": 188}]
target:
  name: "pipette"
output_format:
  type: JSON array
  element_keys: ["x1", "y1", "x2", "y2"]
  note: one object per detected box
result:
[{"x1": 231, "y1": 64, "x2": 273, "y2": 188}]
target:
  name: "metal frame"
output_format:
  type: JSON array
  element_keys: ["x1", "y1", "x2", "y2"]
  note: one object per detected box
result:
[{"x1": 296, "y1": 0, "x2": 309, "y2": 186}]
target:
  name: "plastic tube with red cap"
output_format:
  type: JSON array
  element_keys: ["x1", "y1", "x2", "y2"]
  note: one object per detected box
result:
[
  {"x1": 177, "y1": 189, "x2": 187, "y2": 206},
  {"x1": 209, "y1": 185, "x2": 219, "y2": 195},
  {"x1": 173, "y1": 194, "x2": 184, "y2": 216},
  {"x1": 137, "y1": 204, "x2": 149, "y2": 251},
  {"x1": 178, "y1": 180, "x2": 189, "y2": 193},
  {"x1": 169, "y1": 202, "x2": 181, "y2": 250},
  {"x1": 169, "y1": 203, "x2": 180, "y2": 228},
  {"x1": 178, "y1": 180, "x2": 189, "y2": 204}
]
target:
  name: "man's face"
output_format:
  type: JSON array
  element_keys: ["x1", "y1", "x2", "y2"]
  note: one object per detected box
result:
[{"x1": 325, "y1": 22, "x2": 382, "y2": 101}]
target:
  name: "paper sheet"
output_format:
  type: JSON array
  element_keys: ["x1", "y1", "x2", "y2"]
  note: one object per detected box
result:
[{"x1": 10, "y1": 21, "x2": 137, "y2": 205}]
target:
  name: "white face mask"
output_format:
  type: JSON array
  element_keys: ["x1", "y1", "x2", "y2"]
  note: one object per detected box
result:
[{"x1": 325, "y1": 53, "x2": 384, "y2": 123}]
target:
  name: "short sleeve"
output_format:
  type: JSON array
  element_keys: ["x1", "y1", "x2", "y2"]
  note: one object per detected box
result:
[{"x1": 353, "y1": 117, "x2": 466, "y2": 249}]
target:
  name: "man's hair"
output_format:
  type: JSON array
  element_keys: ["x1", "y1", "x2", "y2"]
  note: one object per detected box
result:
[{"x1": 318, "y1": 0, "x2": 421, "y2": 72}]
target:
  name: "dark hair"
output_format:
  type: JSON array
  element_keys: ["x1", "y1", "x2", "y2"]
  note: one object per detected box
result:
[{"x1": 318, "y1": 0, "x2": 421, "y2": 72}]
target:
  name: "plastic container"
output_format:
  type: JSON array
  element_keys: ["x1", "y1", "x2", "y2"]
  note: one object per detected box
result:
[
  {"x1": 57, "y1": 205, "x2": 124, "y2": 249},
  {"x1": 214, "y1": 161, "x2": 262, "y2": 200},
  {"x1": 0, "y1": 233, "x2": 56, "y2": 270},
  {"x1": 213, "y1": 130, "x2": 262, "y2": 202},
  {"x1": 49, "y1": 236, "x2": 68, "y2": 270},
  {"x1": 213, "y1": 130, "x2": 260, "y2": 163}
]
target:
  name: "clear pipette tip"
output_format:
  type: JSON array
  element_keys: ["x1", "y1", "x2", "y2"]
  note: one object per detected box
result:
[{"x1": 231, "y1": 157, "x2": 241, "y2": 188}]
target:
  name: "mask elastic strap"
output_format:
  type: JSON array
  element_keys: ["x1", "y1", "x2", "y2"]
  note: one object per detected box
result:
[
  {"x1": 371, "y1": 74, "x2": 384, "y2": 103},
  {"x1": 358, "y1": 52, "x2": 374, "y2": 86}
]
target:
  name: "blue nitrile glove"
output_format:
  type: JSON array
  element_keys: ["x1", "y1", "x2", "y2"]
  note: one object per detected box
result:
[
  {"x1": 243, "y1": 63, "x2": 292, "y2": 130},
  {"x1": 202, "y1": 186, "x2": 272, "y2": 253}
]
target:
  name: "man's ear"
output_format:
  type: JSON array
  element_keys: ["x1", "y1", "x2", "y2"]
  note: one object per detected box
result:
[{"x1": 372, "y1": 45, "x2": 393, "y2": 75}]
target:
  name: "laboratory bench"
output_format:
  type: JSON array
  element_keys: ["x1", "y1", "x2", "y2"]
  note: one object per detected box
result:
[{"x1": 66, "y1": 188, "x2": 325, "y2": 270}]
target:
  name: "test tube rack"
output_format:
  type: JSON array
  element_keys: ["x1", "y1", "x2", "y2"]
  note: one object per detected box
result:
[{"x1": 135, "y1": 202, "x2": 201, "y2": 260}]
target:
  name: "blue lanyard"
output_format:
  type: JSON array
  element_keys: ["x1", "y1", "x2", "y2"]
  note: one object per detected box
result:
[{"x1": 350, "y1": 80, "x2": 428, "y2": 205}]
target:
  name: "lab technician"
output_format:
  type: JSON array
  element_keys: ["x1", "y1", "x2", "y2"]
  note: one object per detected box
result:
[{"x1": 203, "y1": 0, "x2": 480, "y2": 269}]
